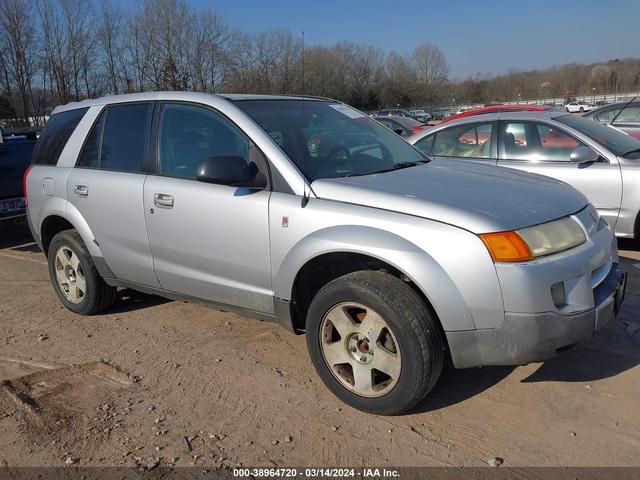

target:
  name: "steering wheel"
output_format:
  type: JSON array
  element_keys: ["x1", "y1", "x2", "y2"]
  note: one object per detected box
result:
[{"x1": 313, "y1": 145, "x2": 352, "y2": 178}]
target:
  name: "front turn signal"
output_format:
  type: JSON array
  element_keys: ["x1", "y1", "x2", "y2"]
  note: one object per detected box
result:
[{"x1": 479, "y1": 231, "x2": 533, "y2": 262}]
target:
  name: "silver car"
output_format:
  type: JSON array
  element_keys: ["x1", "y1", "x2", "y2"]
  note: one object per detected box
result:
[
  {"x1": 25, "y1": 93, "x2": 626, "y2": 415},
  {"x1": 408, "y1": 111, "x2": 640, "y2": 238}
]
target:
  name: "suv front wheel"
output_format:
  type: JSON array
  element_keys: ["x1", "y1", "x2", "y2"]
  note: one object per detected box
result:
[
  {"x1": 47, "y1": 230, "x2": 117, "y2": 315},
  {"x1": 306, "y1": 271, "x2": 444, "y2": 415}
]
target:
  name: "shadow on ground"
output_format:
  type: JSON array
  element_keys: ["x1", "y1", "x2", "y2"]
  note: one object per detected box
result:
[
  {"x1": 107, "y1": 288, "x2": 171, "y2": 314},
  {"x1": 618, "y1": 238, "x2": 640, "y2": 252},
  {"x1": 409, "y1": 363, "x2": 514, "y2": 414},
  {"x1": 0, "y1": 221, "x2": 38, "y2": 251}
]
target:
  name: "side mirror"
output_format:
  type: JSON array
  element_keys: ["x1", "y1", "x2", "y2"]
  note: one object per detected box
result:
[
  {"x1": 570, "y1": 146, "x2": 600, "y2": 164},
  {"x1": 393, "y1": 128, "x2": 404, "y2": 136},
  {"x1": 196, "y1": 156, "x2": 267, "y2": 189}
]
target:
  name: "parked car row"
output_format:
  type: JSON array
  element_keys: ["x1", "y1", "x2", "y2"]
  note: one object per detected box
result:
[
  {"x1": 408, "y1": 109, "x2": 640, "y2": 238},
  {"x1": 23, "y1": 92, "x2": 627, "y2": 416}
]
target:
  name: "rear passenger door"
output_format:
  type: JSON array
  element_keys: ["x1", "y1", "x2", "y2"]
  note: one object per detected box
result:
[
  {"x1": 413, "y1": 121, "x2": 497, "y2": 164},
  {"x1": 67, "y1": 102, "x2": 159, "y2": 287},
  {"x1": 143, "y1": 102, "x2": 273, "y2": 314}
]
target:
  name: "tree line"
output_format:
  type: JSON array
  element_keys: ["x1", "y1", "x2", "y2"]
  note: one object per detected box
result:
[{"x1": 1, "y1": 0, "x2": 639, "y2": 127}]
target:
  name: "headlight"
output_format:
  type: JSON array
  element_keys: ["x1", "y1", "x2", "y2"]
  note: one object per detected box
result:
[{"x1": 479, "y1": 217, "x2": 586, "y2": 262}]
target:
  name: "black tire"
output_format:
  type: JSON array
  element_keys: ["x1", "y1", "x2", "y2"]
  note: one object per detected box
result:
[
  {"x1": 47, "y1": 229, "x2": 117, "y2": 315},
  {"x1": 306, "y1": 271, "x2": 444, "y2": 415}
]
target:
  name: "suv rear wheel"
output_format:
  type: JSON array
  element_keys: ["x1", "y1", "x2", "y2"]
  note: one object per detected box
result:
[
  {"x1": 306, "y1": 271, "x2": 443, "y2": 415},
  {"x1": 47, "y1": 230, "x2": 117, "y2": 315}
]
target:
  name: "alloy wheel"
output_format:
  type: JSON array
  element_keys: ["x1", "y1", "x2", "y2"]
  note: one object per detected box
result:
[
  {"x1": 319, "y1": 302, "x2": 401, "y2": 398},
  {"x1": 54, "y1": 246, "x2": 86, "y2": 304}
]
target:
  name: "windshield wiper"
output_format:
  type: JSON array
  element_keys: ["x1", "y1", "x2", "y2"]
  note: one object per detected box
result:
[{"x1": 346, "y1": 159, "x2": 429, "y2": 177}]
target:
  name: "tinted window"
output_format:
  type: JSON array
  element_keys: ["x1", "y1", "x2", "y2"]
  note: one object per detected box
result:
[
  {"x1": 100, "y1": 103, "x2": 152, "y2": 172},
  {"x1": 413, "y1": 135, "x2": 434, "y2": 155},
  {"x1": 557, "y1": 113, "x2": 640, "y2": 156},
  {"x1": 615, "y1": 105, "x2": 640, "y2": 124},
  {"x1": 394, "y1": 116, "x2": 422, "y2": 129},
  {"x1": 77, "y1": 112, "x2": 104, "y2": 168},
  {"x1": 501, "y1": 121, "x2": 583, "y2": 162},
  {"x1": 594, "y1": 108, "x2": 621, "y2": 123},
  {"x1": 32, "y1": 108, "x2": 88, "y2": 165},
  {"x1": 432, "y1": 122, "x2": 493, "y2": 158},
  {"x1": 376, "y1": 118, "x2": 399, "y2": 131},
  {"x1": 158, "y1": 104, "x2": 250, "y2": 179}
]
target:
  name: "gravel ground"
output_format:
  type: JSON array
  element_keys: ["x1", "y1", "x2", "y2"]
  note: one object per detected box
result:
[{"x1": 0, "y1": 221, "x2": 638, "y2": 469}]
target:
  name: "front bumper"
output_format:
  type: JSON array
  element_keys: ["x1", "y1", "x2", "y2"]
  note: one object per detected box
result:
[{"x1": 447, "y1": 265, "x2": 626, "y2": 368}]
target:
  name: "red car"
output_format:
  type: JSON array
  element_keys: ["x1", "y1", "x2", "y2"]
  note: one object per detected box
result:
[{"x1": 441, "y1": 104, "x2": 549, "y2": 124}]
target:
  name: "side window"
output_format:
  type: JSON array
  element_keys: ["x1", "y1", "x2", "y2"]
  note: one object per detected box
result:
[
  {"x1": 413, "y1": 135, "x2": 434, "y2": 155},
  {"x1": 432, "y1": 122, "x2": 493, "y2": 158},
  {"x1": 594, "y1": 108, "x2": 620, "y2": 123},
  {"x1": 77, "y1": 113, "x2": 104, "y2": 168},
  {"x1": 76, "y1": 103, "x2": 152, "y2": 172},
  {"x1": 501, "y1": 122, "x2": 584, "y2": 162},
  {"x1": 32, "y1": 108, "x2": 88, "y2": 165},
  {"x1": 158, "y1": 104, "x2": 250, "y2": 179},
  {"x1": 615, "y1": 106, "x2": 640, "y2": 124},
  {"x1": 101, "y1": 103, "x2": 152, "y2": 172}
]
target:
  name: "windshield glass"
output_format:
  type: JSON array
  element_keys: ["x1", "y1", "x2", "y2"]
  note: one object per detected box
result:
[
  {"x1": 556, "y1": 113, "x2": 640, "y2": 156},
  {"x1": 233, "y1": 99, "x2": 427, "y2": 181}
]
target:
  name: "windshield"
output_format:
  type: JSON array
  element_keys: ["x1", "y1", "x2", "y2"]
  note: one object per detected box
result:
[
  {"x1": 233, "y1": 99, "x2": 427, "y2": 181},
  {"x1": 556, "y1": 113, "x2": 640, "y2": 157}
]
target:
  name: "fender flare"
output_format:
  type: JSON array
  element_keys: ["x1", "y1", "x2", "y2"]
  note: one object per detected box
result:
[
  {"x1": 274, "y1": 225, "x2": 476, "y2": 331},
  {"x1": 38, "y1": 199, "x2": 103, "y2": 258}
]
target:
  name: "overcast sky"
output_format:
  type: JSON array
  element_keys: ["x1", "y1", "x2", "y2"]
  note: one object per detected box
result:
[{"x1": 180, "y1": 0, "x2": 639, "y2": 79}]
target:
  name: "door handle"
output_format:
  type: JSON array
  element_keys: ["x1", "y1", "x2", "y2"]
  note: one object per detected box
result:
[
  {"x1": 74, "y1": 185, "x2": 88, "y2": 197},
  {"x1": 153, "y1": 193, "x2": 174, "y2": 208}
]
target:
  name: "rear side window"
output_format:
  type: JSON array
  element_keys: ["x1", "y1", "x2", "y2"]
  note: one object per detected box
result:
[
  {"x1": 77, "y1": 102, "x2": 153, "y2": 173},
  {"x1": 32, "y1": 108, "x2": 88, "y2": 165}
]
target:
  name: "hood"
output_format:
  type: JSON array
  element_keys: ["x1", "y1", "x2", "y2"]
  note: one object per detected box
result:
[{"x1": 311, "y1": 158, "x2": 588, "y2": 233}]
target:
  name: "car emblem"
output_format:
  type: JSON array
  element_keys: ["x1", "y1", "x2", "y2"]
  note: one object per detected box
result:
[{"x1": 282, "y1": 216, "x2": 289, "y2": 228}]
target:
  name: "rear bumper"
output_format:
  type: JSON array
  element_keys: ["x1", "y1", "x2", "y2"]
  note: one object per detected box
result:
[{"x1": 447, "y1": 266, "x2": 626, "y2": 368}]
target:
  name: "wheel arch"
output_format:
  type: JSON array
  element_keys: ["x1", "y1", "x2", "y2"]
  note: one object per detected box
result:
[
  {"x1": 275, "y1": 225, "x2": 475, "y2": 334},
  {"x1": 39, "y1": 201, "x2": 103, "y2": 259}
]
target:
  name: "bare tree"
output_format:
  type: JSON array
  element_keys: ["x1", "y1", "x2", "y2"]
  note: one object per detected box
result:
[
  {"x1": 97, "y1": 0, "x2": 124, "y2": 95},
  {"x1": 3, "y1": 0, "x2": 640, "y2": 120},
  {"x1": 0, "y1": 0, "x2": 38, "y2": 123},
  {"x1": 410, "y1": 42, "x2": 448, "y2": 103},
  {"x1": 591, "y1": 65, "x2": 612, "y2": 96},
  {"x1": 188, "y1": 9, "x2": 229, "y2": 92}
]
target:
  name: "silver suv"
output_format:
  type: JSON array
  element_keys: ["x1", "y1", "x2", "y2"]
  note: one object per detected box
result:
[{"x1": 25, "y1": 93, "x2": 626, "y2": 415}]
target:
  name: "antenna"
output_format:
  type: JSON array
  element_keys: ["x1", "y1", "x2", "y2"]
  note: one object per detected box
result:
[
  {"x1": 301, "y1": 30, "x2": 305, "y2": 96},
  {"x1": 609, "y1": 95, "x2": 637, "y2": 126},
  {"x1": 301, "y1": 30, "x2": 310, "y2": 208}
]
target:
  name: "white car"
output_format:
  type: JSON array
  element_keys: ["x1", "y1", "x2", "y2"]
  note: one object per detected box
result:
[{"x1": 565, "y1": 101, "x2": 594, "y2": 113}]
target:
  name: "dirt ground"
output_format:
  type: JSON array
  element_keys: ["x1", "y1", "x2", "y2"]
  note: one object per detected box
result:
[{"x1": 0, "y1": 221, "x2": 639, "y2": 469}]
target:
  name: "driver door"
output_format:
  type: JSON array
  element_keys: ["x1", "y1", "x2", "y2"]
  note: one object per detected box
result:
[{"x1": 143, "y1": 102, "x2": 273, "y2": 314}]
